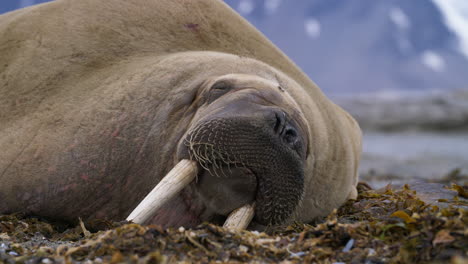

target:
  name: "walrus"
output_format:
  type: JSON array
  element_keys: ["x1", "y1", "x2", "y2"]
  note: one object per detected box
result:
[{"x1": 0, "y1": 0, "x2": 361, "y2": 229}]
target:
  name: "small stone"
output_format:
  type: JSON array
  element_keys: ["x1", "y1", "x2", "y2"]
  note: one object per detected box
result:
[{"x1": 239, "y1": 245, "x2": 248, "y2": 253}]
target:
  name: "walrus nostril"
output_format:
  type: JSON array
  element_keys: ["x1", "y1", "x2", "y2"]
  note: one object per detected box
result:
[
  {"x1": 283, "y1": 126, "x2": 298, "y2": 145},
  {"x1": 271, "y1": 111, "x2": 299, "y2": 146}
]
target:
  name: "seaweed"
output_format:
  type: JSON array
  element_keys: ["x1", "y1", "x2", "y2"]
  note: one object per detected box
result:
[{"x1": 0, "y1": 182, "x2": 466, "y2": 263}]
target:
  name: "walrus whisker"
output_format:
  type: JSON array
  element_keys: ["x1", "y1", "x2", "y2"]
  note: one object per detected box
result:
[
  {"x1": 223, "y1": 203, "x2": 256, "y2": 231},
  {"x1": 203, "y1": 144, "x2": 211, "y2": 164},
  {"x1": 187, "y1": 139, "x2": 238, "y2": 178},
  {"x1": 199, "y1": 160, "x2": 212, "y2": 174},
  {"x1": 220, "y1": 161, "x2": 229, "y2": 178},
  {"x1": 186, "y1": 142, "x2": 216, "y2": 178},
  {"x1": 189, "y1": 142, "x2": 209, "y2": 162},
  {"x1": 226, "y1": 161, "x2": 233, "y2": 175},
  {"x1": 126, "y1": 159, "x2": 198, "y2": 224},
  {"x1": 216, "y1": 146, "x2": 233, "y2": 176},
  {"x1": 211, "y1": 148, "x2": 220, "y2": 169}
]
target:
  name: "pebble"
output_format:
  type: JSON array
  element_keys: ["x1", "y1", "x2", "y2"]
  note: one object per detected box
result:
[{"x1": 342, "y1": 238, "x2": 355, "y2": 252}]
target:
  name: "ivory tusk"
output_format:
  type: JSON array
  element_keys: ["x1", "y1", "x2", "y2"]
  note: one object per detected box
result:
[
  {"x1": 126, "y1": 159, "x2": 198, "y2": 224},
  {"x1": 223, "y1": 203, "x2": 255, "y2": 231}
]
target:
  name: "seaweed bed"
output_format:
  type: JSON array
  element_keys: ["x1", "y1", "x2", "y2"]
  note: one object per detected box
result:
[{"x1": 1, "y1": 182, "x2": 467, "y2": 264}]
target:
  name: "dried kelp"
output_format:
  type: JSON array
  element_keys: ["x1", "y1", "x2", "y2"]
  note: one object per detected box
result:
[{"x1": 0, "y1": 182, "x2": 466, "y2": 263}]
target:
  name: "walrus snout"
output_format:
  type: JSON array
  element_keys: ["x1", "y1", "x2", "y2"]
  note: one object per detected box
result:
[
  {"x1": 197, "y1": 166, "x2": 257, "y2": 215},
  {"x1": 184, "y1": 109, "x2": 306, "y2": 225}
]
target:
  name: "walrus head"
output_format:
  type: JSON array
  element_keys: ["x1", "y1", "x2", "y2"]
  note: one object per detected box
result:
[
  {"x1": 176, "y1": 73, "x2": 310, "y2": 226},
  {"x1": 124, "y1": 52, "x2": 357, "y2": 230}
]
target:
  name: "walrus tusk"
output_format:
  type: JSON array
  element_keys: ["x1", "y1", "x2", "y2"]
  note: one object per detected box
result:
[
  {"x1": 223, "y1": 203, "x2": 255, "y2": 231},
  {"x1": 126, "y1": 159, "x2": 198, "y2": 224}
]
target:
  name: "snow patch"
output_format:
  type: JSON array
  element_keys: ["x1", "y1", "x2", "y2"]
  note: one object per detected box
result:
[
  {"x1": 388, "y1": 7, "x2": 412, "y2": 54},
  {"x1": 304, "y1": 18, "x2": 321, "y2": 39},
  {"x1": 432, "y1": 0, "x2": 468, "y2": 59},
  {"x1": 19, "y1": 0, "x2": 35, "y2": 8},
  {"x1": 389, "y1": 7, "x2": 410, "y2": 29},
  {"x1": 238, "y1": 0, "x2": 254, "y2": 16},
  {"x1": 264, "y1": 0, "x2": 282, "y2": 15},
  {"x1": 421, "y1": 50, "x2": 446, "y2": 72}
]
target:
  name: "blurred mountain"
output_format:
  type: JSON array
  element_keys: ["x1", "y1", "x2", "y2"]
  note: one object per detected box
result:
[
  {"x1": 2, "y1": 0, "x2": 468, "y2": 94},
  {"x1": 224, "y1": 0, "x2": 468, "y2": 94}
]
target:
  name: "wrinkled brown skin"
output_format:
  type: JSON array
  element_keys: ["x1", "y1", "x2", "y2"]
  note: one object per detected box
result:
[{"x1": 0, "y1": 0, "x2": 361, "y2": 227}]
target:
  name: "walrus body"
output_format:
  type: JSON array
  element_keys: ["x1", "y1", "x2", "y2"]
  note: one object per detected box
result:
[{"x1": 0, "y1": 0, "x2": 361, "y2": 227}]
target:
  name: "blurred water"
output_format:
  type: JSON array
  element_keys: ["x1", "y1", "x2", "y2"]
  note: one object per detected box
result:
[
  {"x1": 360, "y1": 131, "x2": 468, "y2": 187},
  {"x1": 363, "y1": 131, "x2": 468, "y2": 159}
]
